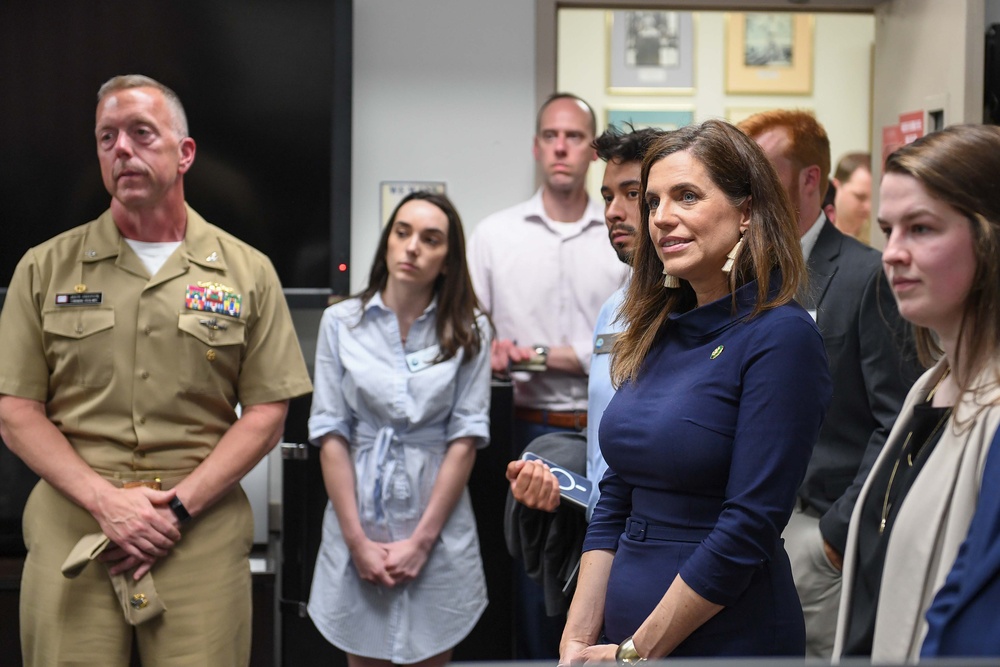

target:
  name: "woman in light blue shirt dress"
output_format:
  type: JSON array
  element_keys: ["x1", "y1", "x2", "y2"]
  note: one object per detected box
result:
[{"x1": 307, "y1": 192, "x2": 492, "y2": 666}]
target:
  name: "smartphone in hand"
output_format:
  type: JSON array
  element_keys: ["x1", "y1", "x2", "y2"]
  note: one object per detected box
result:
[{"x1": 521, "y1": 451, "x2": 593, "y2": 509}]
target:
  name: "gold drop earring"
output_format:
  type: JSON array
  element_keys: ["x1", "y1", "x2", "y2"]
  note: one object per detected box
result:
[{"x1": 662, "y1": 269, "x2": 680, "y2": 289}]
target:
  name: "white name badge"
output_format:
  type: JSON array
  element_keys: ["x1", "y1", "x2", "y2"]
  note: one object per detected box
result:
[{"x1": 406, "y1": 344, "x2": 441, "y2": 373}]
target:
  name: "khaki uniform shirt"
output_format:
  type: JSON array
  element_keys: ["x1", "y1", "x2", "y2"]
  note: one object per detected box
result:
[{"x1": 0, "y1": 205, "x2": 312, "y2": 473}]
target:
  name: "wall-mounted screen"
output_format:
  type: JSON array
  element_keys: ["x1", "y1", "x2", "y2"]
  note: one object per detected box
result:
[{"x1": 0, "y1": 0, "x2": 346, "y2": 289}]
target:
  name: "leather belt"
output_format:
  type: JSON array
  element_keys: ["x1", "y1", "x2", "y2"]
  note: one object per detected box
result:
[
  {"x1": 123, "y1": 479, "x2": 162, "y2": 490},
  {"x1": 514, "y1": 407, "x2": 587, "y2": 430},
  {"x1": 93, "y1": 467, "x2": 194, "y2": 491}
]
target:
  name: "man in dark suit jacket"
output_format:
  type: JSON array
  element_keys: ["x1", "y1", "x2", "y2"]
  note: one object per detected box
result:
[{"x1": 740, "y1": 110, "x2": 921, "y2": 658}]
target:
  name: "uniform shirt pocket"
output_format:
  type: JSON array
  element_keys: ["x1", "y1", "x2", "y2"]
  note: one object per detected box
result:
[
  {"x1": 176, "y1": 312, "x2": 247, "y2": 394},
  {"x1": 42, "y1": 308, "x2": 115, "y2": 387}
]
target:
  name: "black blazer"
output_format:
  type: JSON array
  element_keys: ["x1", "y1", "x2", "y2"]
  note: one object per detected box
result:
[{"x1": 798, "y1": 219, "x2": 922, "y2": 553}]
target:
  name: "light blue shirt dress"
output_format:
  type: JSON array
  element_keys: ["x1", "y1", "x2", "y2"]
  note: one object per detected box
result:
[{"x1": 306, "y1": 293, "x2": 491, "y2": 663}]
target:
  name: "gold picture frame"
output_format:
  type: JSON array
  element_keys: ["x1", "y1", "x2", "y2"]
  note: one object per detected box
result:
[{"x1": 725, "y1": 13, "x2": 814, "y2": 95}]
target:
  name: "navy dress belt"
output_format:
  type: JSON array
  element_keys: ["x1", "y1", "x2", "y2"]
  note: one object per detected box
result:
[{"x1": 624, "y1": 516, "x2": 711, "y2": 543}]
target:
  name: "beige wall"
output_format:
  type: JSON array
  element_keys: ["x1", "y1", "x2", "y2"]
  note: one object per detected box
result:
[
  {"x1": 557, "y1": 9, "x2": 876, "y2": 200},
  {"x1": 351, "y1": 0, "x2": 538, "y2": 293},
  {"x1": 869, "y1": 0, "x2": 985, "y2": 246},
  {"x1": 348, "y1": 1, "x2": 990, "y2": 281},
  {"x1": 874, "y1": 0, "x2": 984, "y2": 132}
]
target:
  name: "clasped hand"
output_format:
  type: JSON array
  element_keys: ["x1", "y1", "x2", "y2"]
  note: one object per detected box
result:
[
  {"x1": 560, "y1": 640, "x2": 617, "y2": 665},
  {"x1": 94, "y1": 485, "x2": 181, "y2": 580},
  {"x1": 350, "y1": 536, "x2": 431, "y2": 588}
]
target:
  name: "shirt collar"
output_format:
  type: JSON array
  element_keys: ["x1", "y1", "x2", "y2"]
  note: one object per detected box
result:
[
  {"x1": 523, "y1": 188, "x2": 604, "y2": 231},
  {"x1": 364, "y1": 290, "x2": 439, "y2": 319},
  {"x1": 667, "y1": 269, "x2": 784, "y2": 339},
  {"x1": 181, "y1": 205, "x2": 229, "y2": 272},
  {"x1": 799, "y1": 212, "x2": 826, "y2": 261},
  {"x1": 80, "y1": 204, "x2": 228, "y2": 272},
  {"x1": 80, "y1": 209, "x2": 124, "y2": 263}
]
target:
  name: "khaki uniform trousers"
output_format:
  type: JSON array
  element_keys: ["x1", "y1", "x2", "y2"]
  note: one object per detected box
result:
[
  {"x1": 20, "y1": 477, "x2": 254, "y2": 667},
  {"x1": 783, "y1": 504, "x2": 842, "y2": 659}
]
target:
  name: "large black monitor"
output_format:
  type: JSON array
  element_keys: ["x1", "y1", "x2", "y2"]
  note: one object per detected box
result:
[{"x1": 0, "y1": 0, "x2": 351, "y2": 293}]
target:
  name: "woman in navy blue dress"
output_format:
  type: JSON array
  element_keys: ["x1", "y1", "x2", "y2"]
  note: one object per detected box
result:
[{"x1": 559, "y1": 120, "x2": 831, "y2": 663}]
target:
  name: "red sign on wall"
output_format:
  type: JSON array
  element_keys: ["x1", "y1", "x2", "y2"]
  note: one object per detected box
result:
[
  {"x1": 881, "y1": 124, "x2": 905, "y2": 168},
  {"x1": 898, "y1": 110, "x2": 925, "y2": 143},
  {"x1": 882, "y1": 110, "x2": 925, "y2": 167}
]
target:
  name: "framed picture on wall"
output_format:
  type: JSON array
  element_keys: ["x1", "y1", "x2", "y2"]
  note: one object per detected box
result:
[
  {"x1": 379, "y1": 181, "x2": 446, "y2": 228},
  {"x1": 724, "y1": 106, "x2": 813, "y2": 125},
  {"x1": 606, "y1": 107, "x2": 695, "y2": 132},
  {"x1": 725, "y1": 13, "x2": 814, "y2": 95},
  {"x1": 606, "y1": 11, "x2": 695, "y2": 95}
]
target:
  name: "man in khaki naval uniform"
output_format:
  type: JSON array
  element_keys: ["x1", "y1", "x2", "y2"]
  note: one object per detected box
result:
[{"x1": 0, "y1": 75, "x2": 313, "y2": 666}]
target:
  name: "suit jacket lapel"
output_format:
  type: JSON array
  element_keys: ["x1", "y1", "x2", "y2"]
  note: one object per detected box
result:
[{"x1": 802, "y1": 219, "x2": 842, "y2": 310}]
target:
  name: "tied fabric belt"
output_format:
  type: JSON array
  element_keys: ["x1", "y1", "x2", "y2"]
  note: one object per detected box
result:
[
  {"x1": 515, "y1": 407, "x2": 587, "y2": 430},
  {"x1": 354, "y1": 425, "x2": 444, "y2": 542},
  {"x1": 625, "y1": 517, "x2": 711, "y2": 543}
]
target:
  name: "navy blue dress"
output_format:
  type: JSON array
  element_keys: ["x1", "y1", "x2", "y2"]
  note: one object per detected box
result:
[{"x1": 585, "y1": 279, "x2": 831, "y2": 657}]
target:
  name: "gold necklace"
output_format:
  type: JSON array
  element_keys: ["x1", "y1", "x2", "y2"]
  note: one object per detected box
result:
[
  {"x1": 879, "y1": 406, "x2": 952, "y2": 535},
  {"x1": 879, "y1": 368, "x2": 952, "y2": 535}
]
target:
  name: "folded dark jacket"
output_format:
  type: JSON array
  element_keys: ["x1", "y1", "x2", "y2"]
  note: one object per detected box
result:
[{"x1": 504, "y1": 431, "x2": 588, "y2": 616}]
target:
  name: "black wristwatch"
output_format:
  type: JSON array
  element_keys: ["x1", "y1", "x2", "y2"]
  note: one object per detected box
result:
[{"x1": 169, "y1": 496, "x2": 192, "y2": 524}]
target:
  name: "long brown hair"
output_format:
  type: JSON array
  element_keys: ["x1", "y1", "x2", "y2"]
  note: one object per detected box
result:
[
  {"x1": 611, "y1": 119, "x2": 803, "y2": 386},
  {"x1": 883, "y1": 124, "x2": 1000, "y2": 392},
  {"x1": 359, "y1": 191, "x2": 487, "y2": 363}
]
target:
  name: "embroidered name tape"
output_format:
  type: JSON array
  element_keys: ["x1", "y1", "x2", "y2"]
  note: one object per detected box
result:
[{"x1": 55, "y1": 292, "x2": 103, "y2": 306}]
